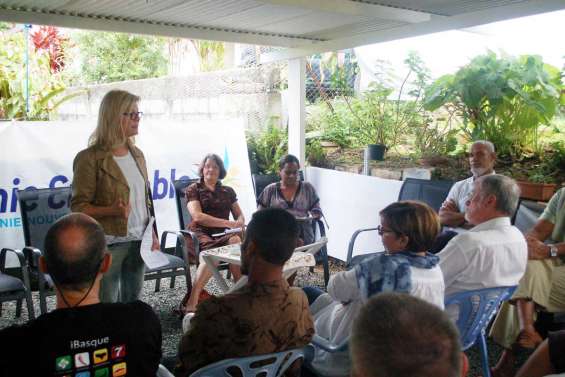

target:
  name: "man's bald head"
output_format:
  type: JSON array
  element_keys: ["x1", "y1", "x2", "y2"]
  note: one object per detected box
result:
[{"x1": 44, "y1": 213, "x2": 107, "y2": 291}]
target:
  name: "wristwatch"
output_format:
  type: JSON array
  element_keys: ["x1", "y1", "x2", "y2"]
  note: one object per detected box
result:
[{"x1": 548, "y1": 244, "x2": 558, "y2": 258}]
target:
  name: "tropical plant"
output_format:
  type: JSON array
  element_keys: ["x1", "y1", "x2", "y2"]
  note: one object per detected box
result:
[
  {"x1": 306, "y1": 139, "x2": 334, "y2": 169},
  {"x1": 247, "y1": 118, "x2": 288, "y2": 174},
  {"x1": 0, "y1": 23, "x2": 79, "y2": 120},
  {"x1": 328, "y1": 51, "x2": 431, "y2": 149},
  {"x1": 411, "y1": 113, "x2": 459, "y2": 157},
  {"x1": 424, "y1": 52, "x2": 564, "y2": 157},
  {"x1": 73, "y1": 31, "x2": 167, "y2": 83},
  {"x1": 31, "y1": 26, "x2": 67, "y2": 73}
]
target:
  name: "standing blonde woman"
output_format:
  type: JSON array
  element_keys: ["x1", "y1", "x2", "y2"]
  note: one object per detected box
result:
[{"x1": 71, "y1": 90, "x2": 158, "y2": 303}]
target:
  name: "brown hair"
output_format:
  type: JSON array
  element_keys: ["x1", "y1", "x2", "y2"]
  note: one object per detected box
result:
[
  {"x1": 380, "y1": 200, "x2": 441, "y2": 252},
  {"x1": 198, "y1": 153, "x2": 227, "y2": 180}
]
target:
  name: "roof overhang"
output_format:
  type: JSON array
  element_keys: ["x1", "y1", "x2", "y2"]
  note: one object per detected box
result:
[{"x1": 0, "y1": 0, "x2": 563, "y2": 62}]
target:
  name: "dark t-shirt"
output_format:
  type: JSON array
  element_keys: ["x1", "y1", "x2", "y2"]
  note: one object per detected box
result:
[
  {"x1": 0, "y1": 300, "x2": 161, "y2": 377},
  {"x1": 186, "y1": 180, "x2": 237, "y2": 235}
]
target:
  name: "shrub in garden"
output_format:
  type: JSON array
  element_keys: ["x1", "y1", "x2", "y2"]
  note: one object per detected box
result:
[
  {"x1": 246, "y1": 119, "x2": 288, "y2": 175},
  {"x1": 424, "y1": 52, "x2": 564, "y2": 158}
]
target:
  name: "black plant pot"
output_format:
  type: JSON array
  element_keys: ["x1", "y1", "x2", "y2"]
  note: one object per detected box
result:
[{"x1": 367, "y1": 144, "x2": 386, "y2": 161}]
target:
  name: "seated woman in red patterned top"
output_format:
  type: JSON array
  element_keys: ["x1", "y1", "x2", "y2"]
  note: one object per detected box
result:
[{"x1": 181, "y1": 153, "x2": 244, "y2": 314}]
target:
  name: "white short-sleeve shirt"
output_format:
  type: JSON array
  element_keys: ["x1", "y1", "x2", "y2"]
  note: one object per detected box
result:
[{"x1": 439, "y1": 217, "x2": 528, "y2": 297}]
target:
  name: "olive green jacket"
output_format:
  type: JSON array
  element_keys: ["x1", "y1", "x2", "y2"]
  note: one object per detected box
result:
[{"x1": 71, "y1": 144, "x2": 153, "y2": 236}]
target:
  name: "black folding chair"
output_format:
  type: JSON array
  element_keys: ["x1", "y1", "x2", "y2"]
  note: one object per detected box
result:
[
  {"x1": 0, "y1": 247, "x2": 35, "y2": 319},
  {"x1": 251, "y1": 173, "x2": 330, "y2": 287},
  {"x1": 18, "y1": 187, "x2": 71, "y2": 314},
  {"x1": 347, "y1": 178, "x2": 454, "y2": 267},
  {"x1": 398, "y1": 178, "x2": 454, "y2": 212}
]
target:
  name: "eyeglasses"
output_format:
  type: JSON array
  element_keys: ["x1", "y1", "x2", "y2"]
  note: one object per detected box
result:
[
  {"x1": 122, "y1": 111, "x2": 143, "y2": 120},
  {"x1": 377, "y1": 225, "x2": 397, "y2": 236}
]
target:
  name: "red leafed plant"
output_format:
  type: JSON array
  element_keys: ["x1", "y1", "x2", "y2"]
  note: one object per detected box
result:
[{"x1": 31, "y1": 26, "x2": 68, "y2": 72}]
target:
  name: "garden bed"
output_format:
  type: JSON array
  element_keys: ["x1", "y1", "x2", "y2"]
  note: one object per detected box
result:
[{"x1": 315, "y1": 147, "x2": 565, "y2": 189}]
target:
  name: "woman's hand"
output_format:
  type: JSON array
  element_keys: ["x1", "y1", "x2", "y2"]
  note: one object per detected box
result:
[
  {"x1": 151, "y1": 231, "x2": 160, "y2": 252},
  {"x1": 113, "y1": 198, "x2": 131, "y2": 219},
  {"x1": 226, "y1": 219, "x2": 243, "y2": 229},
  {"x1": 234, "y1": 217, "x2": 245, "y2": 228}
]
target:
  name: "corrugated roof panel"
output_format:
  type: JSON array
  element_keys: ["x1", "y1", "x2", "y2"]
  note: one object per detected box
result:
[
  {"x1": 256, "y1": 11, "x2": 367, "y2": 35},
  {"x1": 363, "y1": 0, "x2": 531, "y2": 16},
  {"x1": 309, "y1": 18, "x2": 406, "y2": 40},
  {"x1": 209, "y1": 3, "x2": 309, "y2": 30},
  {"x1": 149, "y1": 0, "x2": 261, "y2": 26}
]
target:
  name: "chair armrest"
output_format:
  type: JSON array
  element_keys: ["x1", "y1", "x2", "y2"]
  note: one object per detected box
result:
[
  {"x1": 179, "y1": 229, "x2": 200, "y2": 262},
  {"x1": 311, "y1": 334, "x2": 349, "y2": 353},
  {"x1": 313, "y1": 219, "x2": 326, "y2": 237},
  {"x1": 22, "y1": 246, "x2": 42, "y2": 268},
  {"x1": 0, "y1": 247, "x2": 26, "y2": 271},
  {"x1": 161, "y1": 230, "x2": 192, "y2": 265},
  {"x1": 347, "y1": 228, "x2": 378, "y2": 267}
]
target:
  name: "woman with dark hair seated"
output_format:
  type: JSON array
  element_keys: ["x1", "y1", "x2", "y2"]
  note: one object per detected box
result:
[
  {"x1": 305, "y1": 201, "x2": 445, "y2": 377},
  {"x1": 257, "y1": 154, "x2": 322, "y2": 245},
  {"x1": 180, "y1": 153, "x2": 244, "y2": 314}
]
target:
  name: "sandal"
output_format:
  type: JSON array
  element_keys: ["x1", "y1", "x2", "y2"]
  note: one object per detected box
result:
[{"x1": 172, "y1": 292, "x2": 191, "y2": 318}]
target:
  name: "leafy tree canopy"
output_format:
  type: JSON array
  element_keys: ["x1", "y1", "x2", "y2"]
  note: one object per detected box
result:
[{"x1": 73, "y1": 31, "x2": 167, "y2": 84}]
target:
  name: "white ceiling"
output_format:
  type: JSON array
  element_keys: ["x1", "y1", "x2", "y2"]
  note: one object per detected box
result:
[{"x1": 0, "y1": 0, "x2": 563, "y2": 62}]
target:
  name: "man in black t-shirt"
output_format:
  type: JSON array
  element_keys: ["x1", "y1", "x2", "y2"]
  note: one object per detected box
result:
[{"x1": 0, "y1": 213, "x2": 162, "y2": 377}]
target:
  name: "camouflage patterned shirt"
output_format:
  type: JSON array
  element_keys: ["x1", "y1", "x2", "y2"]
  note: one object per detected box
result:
[{"x1": 176, "y1": 279, "x2": 314, "y2": 376}]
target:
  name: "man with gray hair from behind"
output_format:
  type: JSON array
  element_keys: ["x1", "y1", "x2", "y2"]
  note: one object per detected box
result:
[
  {"x1": 350, "y1": 292, "x2": 468, "y2": 377},
  {"x1": 438, "y1": 174, "x2": 528, "y2": 296}
]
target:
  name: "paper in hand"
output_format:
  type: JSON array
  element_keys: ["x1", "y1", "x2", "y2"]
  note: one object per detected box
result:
[
  {"x1": 212, "y1": 227, "x2": 242, "y2": 238},
  {"x1": 140, "y1": 217, "x2": 169, "y2": 269}
]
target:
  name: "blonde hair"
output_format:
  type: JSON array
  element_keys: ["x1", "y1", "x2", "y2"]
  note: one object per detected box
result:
[{"x1": 89, "y1": 90, "x2": 140, "y2": 149}]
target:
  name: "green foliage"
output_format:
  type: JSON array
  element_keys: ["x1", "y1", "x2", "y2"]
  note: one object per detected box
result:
[
  {"x1": 532, "y1": 141, "x2": 565, "y2": 183},
  {"x1": 193, "y1": 40, "x2": 225, "y2": 72},
  {"x1": 73, "y1": 31, "x2": 167, "y2": 84},
  {"x1": 306, "y1": 139, "x2": 333, "y2": 169},
  {"x1": 411, "y1": 114, "x2": 459, "y2": 157},
  {"x1": 247, "y1": 119, "x2": 288, "y2": 174},
  {"x1": 0, "y1": 24, "x2": 79, "y2": 120},
  {"x1": 424, "y1": 52, "x2": 564, "y2": 157},
  {"x1": 312, "y1": 51, "x2": 432, "y2": 151},
  {"x1": 315, "y1": 99, "x2": 358, "y2": 147}
]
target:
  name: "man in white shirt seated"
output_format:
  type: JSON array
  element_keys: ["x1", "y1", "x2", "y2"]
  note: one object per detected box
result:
[
  {"x1": 439, "y1": 140, "x2": 497, "y2": 229},
  {"x1": 438, "y1": 174, "x2": 528, "y2": 296},
  {"x1": 350, "y1": 293, "x2": 469, "y2": 377}
]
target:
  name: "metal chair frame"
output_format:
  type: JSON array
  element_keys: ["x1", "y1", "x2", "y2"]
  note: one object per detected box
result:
[
  {"x1": 0, "y1": 247, "x2": 35, "y2": 319},
  {"x1": 346, "y1": 178, "x2": 454, "y2": 267},
  {"x1": 18, "y1": 187, "x2": 71, "y2": 314}
]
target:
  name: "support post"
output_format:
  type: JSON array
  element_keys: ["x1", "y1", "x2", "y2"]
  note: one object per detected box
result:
[{"x1": 288, "y1": 57, "x2": 306, "y2": 165}]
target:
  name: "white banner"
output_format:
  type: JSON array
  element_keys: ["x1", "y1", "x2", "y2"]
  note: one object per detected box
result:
[
  {"x1": 0, "y1": 119, "x2": 255, "y2": 266},
  {"x1": 306, "y1": 167, "x2": 403, "y2": 261}
]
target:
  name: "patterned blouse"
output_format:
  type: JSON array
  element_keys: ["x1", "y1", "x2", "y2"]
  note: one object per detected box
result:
[
  {"x1": 257, "y1": 181, "x2": 321, "y2": 218},
  {"x1": 258, "y1": 181, "x2": 322, "y2": 244},
  {"x1": 185, "y1": 179, "x2": 237, "y2": 236},
  {"x1": 176, "y1": 279, "x2": 315, "y2": 376}
]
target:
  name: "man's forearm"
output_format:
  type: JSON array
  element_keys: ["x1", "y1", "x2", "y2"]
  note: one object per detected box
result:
[{"x1": 439, "y1": 210, "x2": 466, "y2": 227}]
